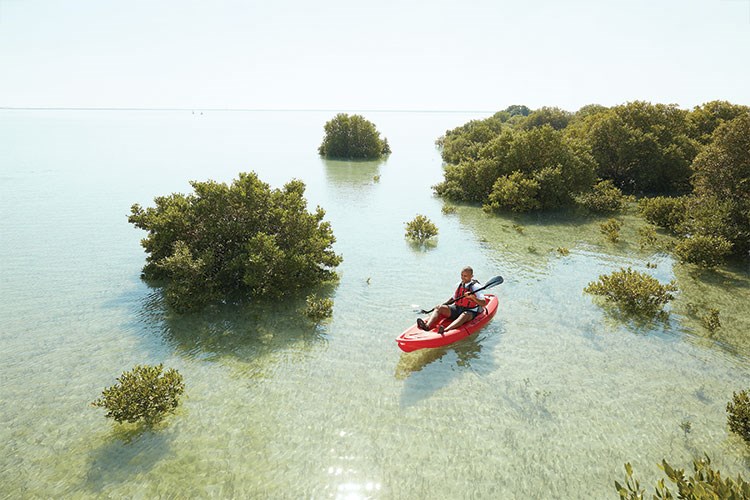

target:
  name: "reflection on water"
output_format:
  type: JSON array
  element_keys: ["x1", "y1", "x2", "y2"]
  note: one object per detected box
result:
[
  {"x1": 321, "y1": 158, "x2": 384, "y2": 187},
  {"x1": 394, "y1": 334, "x2": 485, "y2": 380},
  {"x1": 406, "y1": 238, "x2": 438, "y2": 253}
]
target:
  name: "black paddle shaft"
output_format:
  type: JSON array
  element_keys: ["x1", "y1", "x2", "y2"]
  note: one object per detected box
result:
[{"x1": 418, "y1": 275, "x2": 504, "y2": 314}]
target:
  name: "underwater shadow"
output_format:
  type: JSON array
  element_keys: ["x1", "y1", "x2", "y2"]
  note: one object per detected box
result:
[
  {"x1": 677, "y1": 264, "x2": 750, "y2": 291},
  {"x1": 321, "y1": 158, "x2": 385, "y2": 187},
  {"x1": 127, "y1": 285, "x2": 333, "y2": 364},
  {"x1": 599, "y1": 306, "x2": 672, "y2": 333},
  {"x1": 406, "y1": 239, "x2": 438, "y2": 253},
  {"x1": 396, "y1": 332, "x2": 493, "y2": 408},
  {"x1": 83, "y1": 424, "x2": 173, "y2": 494}
]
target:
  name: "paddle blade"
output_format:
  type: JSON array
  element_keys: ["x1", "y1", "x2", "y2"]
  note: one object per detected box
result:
[{"x1": 479, "y1": 275, "x2": 504, "y2": 290}]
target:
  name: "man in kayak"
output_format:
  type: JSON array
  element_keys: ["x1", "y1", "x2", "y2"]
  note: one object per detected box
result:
[{"x1": 417, "y1": 266, "x2": 487, "y2": 335}]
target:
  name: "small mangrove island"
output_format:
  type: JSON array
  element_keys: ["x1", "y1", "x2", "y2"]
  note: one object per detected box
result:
[{"x1": 318, "y1": 113, "x2": 391, "y2": 160}]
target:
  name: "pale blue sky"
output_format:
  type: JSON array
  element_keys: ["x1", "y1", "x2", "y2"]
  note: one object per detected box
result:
[{"x1": 1, "y1": 0, "x2": 748, "y2": 111}]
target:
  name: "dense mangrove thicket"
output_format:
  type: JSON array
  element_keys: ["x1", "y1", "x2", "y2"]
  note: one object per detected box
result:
[
  {"x1": 318, "y1": 113, "x2": 391, "y2": 160},
  {"x1": 129, "y1": 172, "x2": 342, "y2": 312},
  {"x1": 575, "y1": 179, "x2": 631, "y2": 213},
  {"x1": 435, "y1": 125, "x2": 597, "y2": 211},
  {"x1": 435, "y1": 101, "x2": 750, "y2": 261}
]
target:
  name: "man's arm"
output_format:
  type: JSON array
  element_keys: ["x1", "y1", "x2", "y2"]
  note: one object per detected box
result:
[{"x1": 468, "y1": 284, "x2": 487, "y2": 307}]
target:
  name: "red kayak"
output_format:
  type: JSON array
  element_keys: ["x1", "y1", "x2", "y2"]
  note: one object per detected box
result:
[{"x1": 396, "y1": 294, "x2": 499, "y2": 352}]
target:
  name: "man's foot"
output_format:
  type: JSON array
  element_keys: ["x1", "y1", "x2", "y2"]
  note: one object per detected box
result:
[
  {"x1": 438, "y1": 325, "x2": 445, "y2": 335},
  {"x1": 417, "y1": 318, "x2": 430, "y2": 331}
]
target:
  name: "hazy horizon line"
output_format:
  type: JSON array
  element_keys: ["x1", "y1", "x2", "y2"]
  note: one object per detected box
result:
[{"x1": 0, "y1": 106, "x2": 497, "y2": 114}]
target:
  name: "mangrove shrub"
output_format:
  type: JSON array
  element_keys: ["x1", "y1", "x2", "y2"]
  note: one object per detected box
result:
[
  {"x1": 438, "y1": 115, "x2": 506, "y2": 164},
  {"x1": 585, "y1": 101, "x2": 698, "y2": 194},
  {"x1": 485, "y1": 171, "x2": 541, "y2": 212},
  {"x1": 701, "y1": 308, "x2": 721, "y2": 334},
  {"x1": 576, "y1": 179, "x2": 630, "y2": 213},
  {"x1": 303, "y1": 294, "x2": 334, "y2": 323},
  {"x1": 616, "y1": 456, "x2": 750, "y2": 499},
  {"x1": 520, "y1": 106, "x2": 573, "y2": 131},
  {"x1": 584, "y1": 267, "x2": 677, "y2": 317},
  {"x1": 690, "y1": 113, "x2": 750, "y2": 256},
  {"x1": 435, "y1": 125, "x2": 596, "y2": 211},
  {"x1": 129, "y1": 172, "x2": 342, "y2": 312},
  {"x1": 689, "y1": 100, "x2": 750, "y2": 144},
  {"x1": 637, "y1": 196, "x2": 687, "y2": 232},
  {"x1": 727, "y1": 389, "x2": 750, "y2": 444},
  {"x1": 600, "y1": 218, "x2": 622, "y2": 243},
  {"x1": 405, "y1": 215, "x2": 438, "y2": 243},
  {"x1": 92, "y1": 364, "x2": 184, "y2": 425},
  {"x1": 318, "y1": 113, "x2": 391, "y2": 160},
  {"x1": 673, "y1": 234, "x2": 732, "y2": 268}
]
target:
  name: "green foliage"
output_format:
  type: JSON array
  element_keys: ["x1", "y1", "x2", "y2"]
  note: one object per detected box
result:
[
  {"x1": 576, "y1": 179, "x2": 630, "y2": 213},
  {"x1": 678, "y1": 196, "x2": 737, "y2": 245},
  {"x1": 441, "y1": 204, "x2": 457, "y2": 214},
  {"x1": 585, "y1": 267, "x2": 677, "y2": 317},
  {"x1": 674, "y1": 234, "x2": 732, "y2": 268},
  {"x1": 638, "y1": 225, "x2": 658, "y2": 249},
  {"x1": 556, "y1": 247, "x2": 570, "y2": 256},
  {"x1": 318, "y1": 113, "x2": 390, "y2": 159},
  {"x1": 615, "y1": 463, "x2": 644, "y2": 499},
  {"x1": 303, "y1": 294, "x2": 333, "y2": 323},
  {"x1": 689, "y1": 100, "x2": 750, "y2": 144},
  {"x1": 638, "y1": 196, "x2": 687, "y2": 232},
  {"x1": 600, "y1": 218, "x2": 623, "y2": 243},
  {"x1": 92, "y1": 364, "x2": 184, "y2": 425},
  {"x1": 129, "y1": 172, "x2": 342, "y2": 312},
  {"x1": 405, "y1": 214, "x2": 438, "y2": 243},
  {"x1": 616, "y1": 456, "x2": 750, "y2": 499},
  {"x1": 435, "y1": 125, "x2": 596, "y2": 210},
  {"x1": 727, "y1": 390, "x2": 750, "y2": 444},
  {"x1": 585, "y1": 101, "x2": 698, "y2": 194},
  {"x1": 701, "y1": 308, "x2": 721, "y2": 334},
  {"x1": 564, "y1": 104, "x2": 611, "y2": 141},
  {"x1": 485, "y1": 171, "x2": 540, "y2": 212},
  {"x1": 520, "y1": 106, "x2": 573, "y2": 131},
  {"x1": 574, "y1": 104, "x2": 609, "y2": 121},
  {"x1": 438, "y1": 116, "x2": 506, "y2": 164},
  {"x1": 690, "y1": 113, "x2": 750, "y2": 256},
  {"x1": 504, "y1": 104, "x2": 532, "y2": 117},
  {"x1": 434, "y1": 157, "x2": 503, "y2": 203}
]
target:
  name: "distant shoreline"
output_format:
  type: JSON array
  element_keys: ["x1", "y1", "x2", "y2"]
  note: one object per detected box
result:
[{"x1": 0, "y1": 107, "x2": 495, "y2": 114}]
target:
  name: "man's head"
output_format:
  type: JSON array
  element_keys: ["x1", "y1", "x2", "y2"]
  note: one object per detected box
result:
[{"x1": 460, "y1": 266, "x2": 474, "y2": 283}]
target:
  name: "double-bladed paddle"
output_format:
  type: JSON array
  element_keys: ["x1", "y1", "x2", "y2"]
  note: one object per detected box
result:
[{"x1": 418, "y1": 275, "x2": 504, "y2": 314}]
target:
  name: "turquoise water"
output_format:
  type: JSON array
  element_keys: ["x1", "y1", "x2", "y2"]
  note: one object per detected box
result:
[{"x1": 1, "y1": 110, "x2": 749, "y2": 498}]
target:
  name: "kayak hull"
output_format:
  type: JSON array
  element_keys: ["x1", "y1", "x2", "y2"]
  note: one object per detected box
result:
[{"x1": 396, "y1": 294, "x2": 499, "y2": 352}]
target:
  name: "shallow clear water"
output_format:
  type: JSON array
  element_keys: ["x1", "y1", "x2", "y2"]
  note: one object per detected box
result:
[{"x1": 1, "y1": 110, "x2": 749, "y2": 498}]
